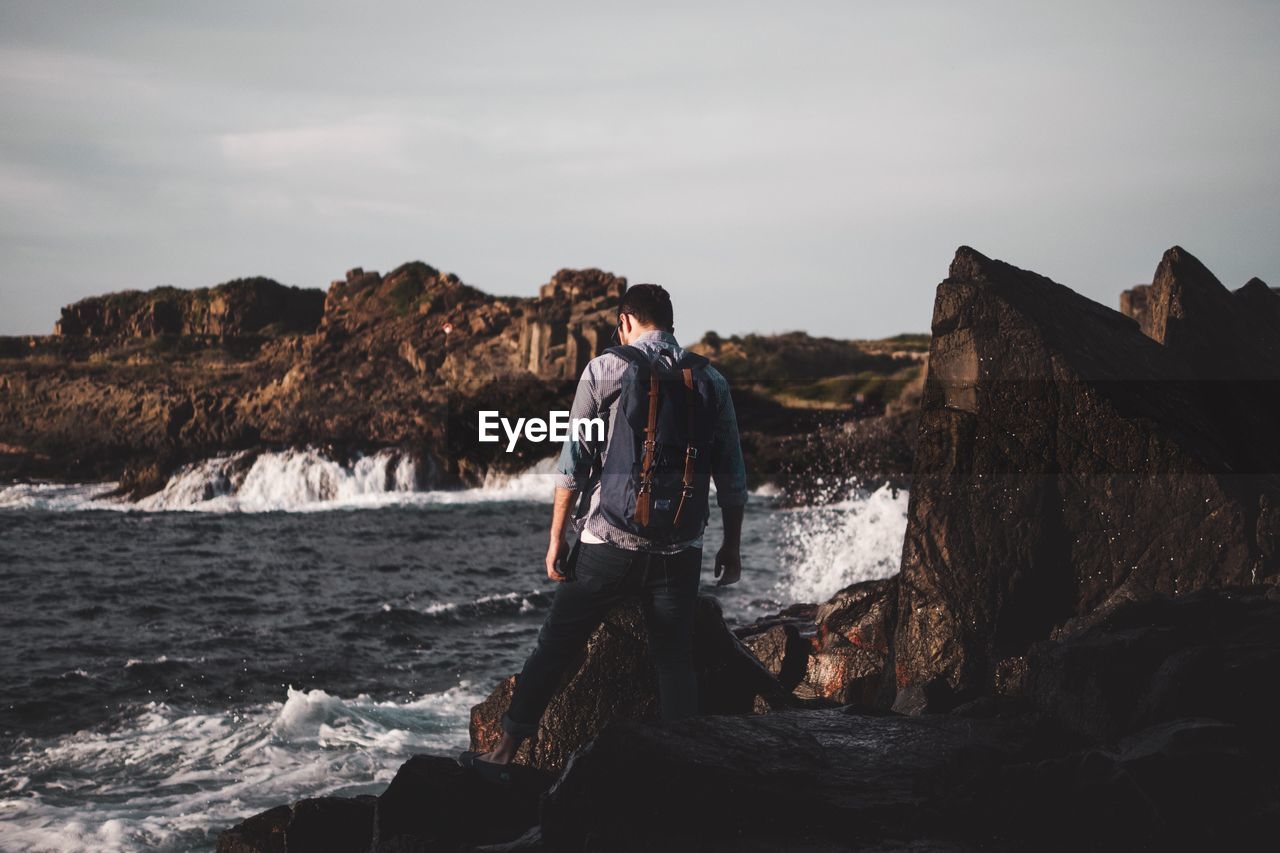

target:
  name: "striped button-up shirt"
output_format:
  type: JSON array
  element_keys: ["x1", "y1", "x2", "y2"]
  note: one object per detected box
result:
[{"x1": 553, "y1": 329, "x2": 749, "y2": 554}]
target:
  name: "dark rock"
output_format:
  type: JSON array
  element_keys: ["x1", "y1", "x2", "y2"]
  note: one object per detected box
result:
[
  {"x1": 469, "y1": 594, "x2": 786, "y2": 772},
  {"x1": 216, "y1": 796, "x2": 374, "y2": 853},
  {"x1": 55, "y1": 277, "x2": 325, "y2": 338},
  {"x1": 1118, "y1": 283, "x2": 1154, "y2": 336},
  {"x1": 1025, "y1": 587, "x2": 1280, "y2": 743},
  {"x1": 538, "y1": 707, "x2": 1030, "y2": 851},
  {"x1": 216, "y1": 804, "x2": 291, "y2": 853},
  {"x1": 802, "y1": 577, "x2": 897, "y2": 705},
  {"x1": 975, "y1": 718, "x2": 1275, "y2": 851},
  {"x1": 470, "y1": 826, "x2": 544, "y2": 852},
  {"x1": 893, "y1": 246, "x2": 1280, "y2": 710},
  {"x1": 370, "y1": 755, "x2": 553, "y2": 852},
  {"x1": 739, "y1": 622, "x2": 810, "y2": 692}
]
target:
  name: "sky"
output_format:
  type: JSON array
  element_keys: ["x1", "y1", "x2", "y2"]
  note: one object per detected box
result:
[{"x1": 1, "y1": 1, "x2": 1278, "y2": 340}]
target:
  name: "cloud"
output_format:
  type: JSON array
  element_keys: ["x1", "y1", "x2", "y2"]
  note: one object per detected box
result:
[
  {"x1": 0, "y1": 1, "x2": 1278, "y2": 340},
  {"x1": 218, "y1": 115, "x2": 411, "y2": 172}
]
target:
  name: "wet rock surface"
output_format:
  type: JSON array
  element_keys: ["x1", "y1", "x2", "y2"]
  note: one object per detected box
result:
[
  {"x1": 216, "y1": 796, "x2": 375, "y2": 853},
  {"x1": 469, "y1": 594, "x2": 786, "y2": 772},
  {"x1": 1025, "y1": 586, "x2": 1280, "y2": 743},
  {"x1": 539, "y1": 708, "x2": 1032, "y2": 852}
]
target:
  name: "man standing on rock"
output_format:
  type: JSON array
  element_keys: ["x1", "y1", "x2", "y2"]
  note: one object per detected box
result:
[{"x1": 460, "y1": 283, "x2": 748, "y2": 778}]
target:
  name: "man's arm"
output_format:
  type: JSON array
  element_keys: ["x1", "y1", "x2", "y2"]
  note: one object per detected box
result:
[
  {"x1": 546, "y1": 357, "x2": 607, "y2": 581},
  {"x1": 546, "y1": 485, "x2": 578, "y2": 582},
  {"x1": 709, "y1": 371, "x2": 748, "y2": 586}
]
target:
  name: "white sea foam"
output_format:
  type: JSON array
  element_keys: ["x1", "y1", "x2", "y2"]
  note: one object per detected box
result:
[
  {"x1": 1, "y1": 445, "x2": 799, "y2": 515},
  {"x1": 0, "y1": 450, "x2": 565, "y2": 513},
  {"x1": 393, "y1": 589, "x2": 549, "y2": 618},
  {"x1": 0, "y1": 683, "x2": 484, "y2": 853},
  {"x1": 774, "y1": 482, "x2": 909, "y2": 603},
  {"x1": 134, "y1": 447, "x2": 420, "y2": 512}
]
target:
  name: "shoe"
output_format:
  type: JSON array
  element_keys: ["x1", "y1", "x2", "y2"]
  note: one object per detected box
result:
[{"x1": 457, "y1": 750, "x2": 515, "y2": 788}]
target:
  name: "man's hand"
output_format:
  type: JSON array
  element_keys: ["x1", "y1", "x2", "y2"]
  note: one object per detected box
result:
[
  {"x1": 713, "y1": 544, "x2": 741, "y2": 586},
  {"x1": 546, "y1": 487, "x2": 578, "y2": 582},
  {"x1": 715, "y1": 504, "x2": 744, "y2": 586},
  {"x1": 546, "y1": 534, "x2": 569, "y2": 582}
]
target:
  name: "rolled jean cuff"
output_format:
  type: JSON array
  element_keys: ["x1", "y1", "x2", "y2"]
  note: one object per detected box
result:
[{"x1": 501, "y1": 711, "x2": 539, "y2": 739}]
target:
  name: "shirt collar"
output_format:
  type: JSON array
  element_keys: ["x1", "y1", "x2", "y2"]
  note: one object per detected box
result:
[{"x1": 632, "y1": 329, "x2": 679, "y2": 347}]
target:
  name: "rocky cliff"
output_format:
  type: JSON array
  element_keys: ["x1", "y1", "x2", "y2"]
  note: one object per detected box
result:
[
  {"x1": 0, "y1": 265, "x2": 625, "y2": 493},
  {"x1": 889, "y1": 246, "x2": 1280, "y2": 710},
  {"x1": 1, "y1": 263, "x2": 921, "y2": 499}
]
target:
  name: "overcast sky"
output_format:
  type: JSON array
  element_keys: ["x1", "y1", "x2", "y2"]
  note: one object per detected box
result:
[{"x1": 1, "y1": 1, "x2": 1277, "y2": 340}]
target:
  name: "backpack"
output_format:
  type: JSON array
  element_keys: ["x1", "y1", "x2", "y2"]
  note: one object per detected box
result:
[{"x1": 594, "y1": 344, "x2": 720, "y2": 546}]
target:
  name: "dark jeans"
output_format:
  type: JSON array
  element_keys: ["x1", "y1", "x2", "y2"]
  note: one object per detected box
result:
[{"x1": 501, "y1": 539, "x2": 703, "y2": 738}]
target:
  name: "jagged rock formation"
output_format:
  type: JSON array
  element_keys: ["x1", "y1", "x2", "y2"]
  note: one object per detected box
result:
[{"x1": 887, "y1": 246, "x2": 1280, "y2": 711}]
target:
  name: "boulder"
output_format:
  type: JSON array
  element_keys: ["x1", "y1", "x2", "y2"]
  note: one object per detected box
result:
[
  {"x1": 799, "y1": 577, "x2": 897, "y2": 705},
  {"x1": 469, "y1": 594, "x2": 787, "y2": 772},
  {"x1": 1025, "y1": 587, "x2": 1280, "y2": 743},
  {"x1": 739, "y1": 621, "x2": 810, "y2": 692},
  {"x1": 893, "y1": 246, "x2": 1280, "y2": 710},
  {"x1": 216, "y1": 757, "x2": 553, "y2": 853},
  {"x1": 216, "y1": 796, "x2": 374, "y2": 853},
  {"x1": 974, "y1": 718, "x2": 1275, "y2": 851},
  {"x1": 538, "y1": 707, "x2": 1030, "y2": 852},
  {"x1": 370, "y1": 755, "x2": 553, "y2": 851}
]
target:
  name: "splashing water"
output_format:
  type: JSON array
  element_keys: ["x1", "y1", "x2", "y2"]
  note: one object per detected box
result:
[
  {"x1": 0, "y1": 449, "x2": 565, "y2": 513},
  {"x1": 774, "y1": 482, "x2": 909, "y2": 603}
]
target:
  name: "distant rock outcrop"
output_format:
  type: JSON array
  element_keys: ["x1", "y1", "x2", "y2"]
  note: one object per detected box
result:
[
  {"x1": 0, "y1": 264, "x2": 630, "y2": 492},
  {"x1": 55, "y1": 277, "x2": 325, "y2": 338},
  {"x1": 2, "y1": 261, "x2": 918, "y2": 499}
]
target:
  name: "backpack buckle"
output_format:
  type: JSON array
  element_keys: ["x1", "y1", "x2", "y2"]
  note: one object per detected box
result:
[
  {"x1": 685, "y1": 445, "x2": 698, "y2": 459},
  {"x1": 680, "y1": 484, "x2": 696, "y2": 497},
  {"x1": 643, "y1": 440, "x2": 657, "y2": 451}
]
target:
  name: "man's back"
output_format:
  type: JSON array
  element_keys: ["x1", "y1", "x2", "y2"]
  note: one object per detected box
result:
[{"x1": 552, "y1": 329, "x2": 748, "y2": 554}]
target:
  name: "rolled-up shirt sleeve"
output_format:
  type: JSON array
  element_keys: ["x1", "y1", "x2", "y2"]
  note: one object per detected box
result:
[
  {"x1": 710, "y1": 373, "x2": 749, "y2": 508},
  {"x1": 553, "y1": 360, "x2": 603, "y2": 491}
]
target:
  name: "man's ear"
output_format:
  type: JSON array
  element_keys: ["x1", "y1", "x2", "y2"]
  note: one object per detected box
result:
[{"x1": 620, "y1": 313, "x2": 635, "y2": 341}]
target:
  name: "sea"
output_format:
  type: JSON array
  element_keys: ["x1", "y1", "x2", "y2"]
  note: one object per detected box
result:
[{"x1": 0, "y1": 449, "x2": 908, "y2": 852}]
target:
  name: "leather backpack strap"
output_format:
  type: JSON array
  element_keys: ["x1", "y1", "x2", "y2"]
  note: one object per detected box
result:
[
  {"x1": 672, "y1": 367, "x2": 699, "y2": 527},
  {"x1": 633, "y1": 369, "x2": 660, "y2": 526},
  {"x1": 604, "y1": 344, "x2": 647, "y2": 365}
]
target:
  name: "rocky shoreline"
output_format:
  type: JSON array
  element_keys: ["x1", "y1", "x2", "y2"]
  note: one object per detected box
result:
[
  {"x1": 0, "y1": 264, "x2": 924, "y2": 501},
  {"x1": 213, "y1": 245, "x2": 1280, "y2": 851}
]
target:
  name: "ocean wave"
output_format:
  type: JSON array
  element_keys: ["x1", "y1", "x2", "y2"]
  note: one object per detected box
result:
[
  {"x1": 382, "y1": 589, "x2": 551, "y2": 620},
  {"x1": 773, "y1": 482, "x2": 909, "y2": 603},
  {"x1": 0, "y1": 451, "x2": 781, "y2": 514},
  {"x1": 0, "y1": 451, "x2": 562, "y2": 513},
  {"x1": 0, "y1": 683, "x2": 483, "y2": 853}
]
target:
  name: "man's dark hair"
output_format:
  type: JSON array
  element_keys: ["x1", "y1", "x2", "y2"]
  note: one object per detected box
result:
[{"x1": 618, "y1": 283, "x2": 674, "y2": 332}]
